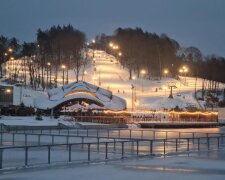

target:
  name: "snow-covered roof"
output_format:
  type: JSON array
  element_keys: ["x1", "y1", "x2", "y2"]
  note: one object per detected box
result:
[{"x1": 34, "y1": 81, "x2": 126, "y2": 111}]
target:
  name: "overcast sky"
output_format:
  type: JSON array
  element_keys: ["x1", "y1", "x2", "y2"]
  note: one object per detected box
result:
[{"x1": 0, "y1": 0, "x2": 225, "y2": 56}]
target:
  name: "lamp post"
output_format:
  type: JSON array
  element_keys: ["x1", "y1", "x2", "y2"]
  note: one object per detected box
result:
[
  {"x1": 163, "y1": 69, "x2": 169, "y2": 78},
  {"x1": 131, "y1": 84, "x2": 134, "y2": 112},
  {"x1": 83, "y1": 71, "x2": 87, "y2": 81},
  {"x1": 140, "y1": 69, "x2": 146, "y2": 92},
  {"x1": 179, "y1": 66, "x2": 189, "y2": 85},
  {"x1": 48, "y1": 62, "x2": 52, "y2": 86},
  {"x1": 61, "y1": 65, "x2": 66, "y2": 86}
]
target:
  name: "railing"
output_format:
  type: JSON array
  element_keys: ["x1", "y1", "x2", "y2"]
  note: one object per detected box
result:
[
  {"x1": 0, "y1": 136, "x2": 224, "y2": 170},
  {"x1": 8, "y1": 127, "x2": 225, "y2": 141}
]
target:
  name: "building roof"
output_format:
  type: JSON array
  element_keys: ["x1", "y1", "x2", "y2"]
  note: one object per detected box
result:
[{"x1": 34, "y1": 81, "x2": 126, "y2": 111}]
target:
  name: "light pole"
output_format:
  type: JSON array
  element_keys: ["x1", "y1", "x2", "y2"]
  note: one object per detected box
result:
[
  {"x1": 140, "y1": 69, "x2": 146, "y2": 92},
  {"x1": 131, "y1": 84, "x2": 134, "y2": 111},
  {"x1": 61, "y1": 65, "x2": 66, "y2": 86},
  {"x1": 179, "y1": 66, "x2": 188, "y2": 85},
  {"x1": 47, "y1": 62, "x2": 51, "y2": 86},
  {"x1": 163, "y1": 69, "x2": 169, "y2": 78}
]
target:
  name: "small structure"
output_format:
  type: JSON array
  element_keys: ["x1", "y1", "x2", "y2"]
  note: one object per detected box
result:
[{"x1": 34, "y1": 81, "x2": 127, "y2": 112}]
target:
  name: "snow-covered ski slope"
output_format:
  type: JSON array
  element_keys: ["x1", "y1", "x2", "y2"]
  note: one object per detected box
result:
[{"x1": 4, "y1": 49, "x2": 225, "y2": 111}]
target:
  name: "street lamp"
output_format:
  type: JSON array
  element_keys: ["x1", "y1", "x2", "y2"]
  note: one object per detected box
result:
[
  {"x1": 131, "y1": 84, "x2": 134, "y2": 111},
  {"x1": 83, "y1": 70, "x2": 87, "y2": 81},
  {"x1": 163, "y1": 69, "x2": 169, "y2": 77},
  {"x1": 141, "y1": 69, "x2": 146, "y2": 92},
  {"x1": 47, "y1": 62, "x2": 51, "y2": 87},
  {"x1": 61, "y1": 64, "x2": 66, "y2": 86},
  {"x1": 118, "y1": 52, "x2": 122, "y2": 57},
  {"x1": 92, "y1": 39, "x2": 96, "y2": 44},
  {"x1": 179, "y1": 66, "x2": 189, "y2": 85}
]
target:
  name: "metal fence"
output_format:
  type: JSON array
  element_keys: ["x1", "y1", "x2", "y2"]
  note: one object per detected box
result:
[
  {"x1": 0, "y1": 135, "x2": 225, "y2": 170},
  {"x1": 8, "y1": 127, "x2": 225, "y2": 140}
]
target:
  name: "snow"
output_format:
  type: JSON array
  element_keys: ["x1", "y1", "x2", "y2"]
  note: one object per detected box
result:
[
  {"x1": 0, "y1": 116, "x2": 73, "y2": 126},
  {"x1": 2, "y1": 49, "x2": 225, "y2": 117}
]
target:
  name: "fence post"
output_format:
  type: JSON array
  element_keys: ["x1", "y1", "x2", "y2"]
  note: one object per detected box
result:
[
  {"x1": 12, "y1": 133, "x2": 15, "y2": 145},
  {"x1": 25, "y1": 147, "x2": 28, "y2": 166},
  {"x1": 81, "y1": 137, "x2": 84, "y2": 149},
  {"x1": 38, "y1": 134, "x2": 41, "y2": 145},
  {"x1": 150, "y1": 140, "x2": 153, "y2": 155},
  {"x1": 88, "y1": 144, "x2": 90, "y2": 161},
  {"x1": 105, "y1": 143, "x2": 108, "y2": 159},
  {"x1": 121, "y1": 142, "x2": 124, "y2": 159},
  {"x1": 217, "y1": 137, "x2": 220, "y2": 149},
  {"x1": 198, "y1": 138, "x2": 200, "y2": 150},
  {"x1": 179, "y1": 132, "x2": 181, "y2": 143},
  {"x1": 48, "y1": 146, "x2": 51, "y2": 164},
  {"x1": 25, "y1": 134, "x2": 27, "y2": 146},
  {"x1": 113, "y1": 139, "x2": 116, "y2": 151},
  {"x1": 166, "y1": 132, "x2": 168, "y2": 140},
  {"x1": 107, "y1": 129, "x2": 109, "y2": 138},
  {"x1": 87, "y1": 129, "x2": 89, "y2": 137},
  {"x1": 207, "y1": 137, "x2": 210, "y2": 150},
  {"x1": 69, "y1": 144, "x2": 72, "y2": 162},
  {"x1": 187, "y1": 138, "x2": 189, "y2": 152},
  {"x1": 66, "y1": 136, "x2": 69, "y2": 145},
  {"x1": 176, "y1": 139, "x2": 178, "y2": 152},
  {"x1": 97, "y1": 129, "x2": 99, "y2": 137},
  {"x1": 137, "y1": 140, "x2": 139, "y2": 156},
  {"x1": 163, "y1": 139, "x2": 166, "y2": 155},
  {"x1": 192, "y1": 133, "x2": 195, "y2": 144},
  {"x1": 141, "y1": 130, "x2": 143, "y2": 139},
  {"x1": 153, "y1": 131, "x2": 155, "y2": 140},
  {"x1": 0, "y1": 149, "x2": 3, "y2": 169},
  {"x1": 118, "y1": 129, "x2": 121, "y2": 138},
  {"x1": 130, "y1": 130, "x2": 132, "y2": 139},
  {"x1": 0, "y1": 132, "x2": 3, "y2": 145},
  {"x1": 52, "y1": 136, "x2": 54, "y2": 145},
  {"x1": 97, "y1": 138, "x2": 99, "y2": 152}
]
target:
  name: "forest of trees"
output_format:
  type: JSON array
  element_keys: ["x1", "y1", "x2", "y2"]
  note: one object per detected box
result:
[
  {"x1": 1, "y1": 25, "x2": 225, "y2": 93},
  {"x1": 92, "y1": 27, "x2": 225, "y2": 85},
  {"x1": 0, "y1": 24, "x2": 87, "y2": 89}
]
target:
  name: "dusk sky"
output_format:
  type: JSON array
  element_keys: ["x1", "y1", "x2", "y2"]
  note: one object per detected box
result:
[{"x1": 1, "y1": 0, "x2": 225, "y2": 56}]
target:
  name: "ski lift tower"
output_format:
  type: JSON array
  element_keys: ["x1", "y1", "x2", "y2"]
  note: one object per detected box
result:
[{"x1": 167, "y1": 81, "x2": 176, "y2": 99}]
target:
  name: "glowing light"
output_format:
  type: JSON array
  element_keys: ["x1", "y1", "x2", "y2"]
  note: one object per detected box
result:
[
  {"x1": 5, "y1": 88, "x2": 11, "y2": 94},
  {"x1": 10, "y1": 57, "x2": 14, "y2": 60},
  {"x1": 141, "y1": 69, "x2": 146, "y2": 75},
  {"x1": 164, "y1": 69, "x2": 169, "y2": 74},
  {"x1": 64, "y1": 90, "x2": 96, "y2": 98},
  {"x1": 118, "y1": 52, "x2": 122, "y2": 56},
  {"x1": 47, "y1": 62, "x2": 51, "y2": 66},
  {"x1": 8, "y1": 48, "x2": 13, "y2": 52},
  {"x1": 109, "y1": 42, "x2": 113, "y2": 47},
  {"x1": 4, "y1": 53, "x2": 8, "y2": 56},
  {"x1": 61, "y1": 64, "x2": 66, "y2": 69},
  {"x1": 132, "y1": 76, "x2": 136, "y2": 80},
  {"x1": 92, "y1": 39, "x2": 96, "y2": 43},
  {"x1": 84, "y1": 71, "x2": 88, "y2": 75}
]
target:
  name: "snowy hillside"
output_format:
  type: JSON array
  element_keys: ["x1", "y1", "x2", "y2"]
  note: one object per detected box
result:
[{"x1": 2, "y1": 49, "x2": 225, "y2": 111}]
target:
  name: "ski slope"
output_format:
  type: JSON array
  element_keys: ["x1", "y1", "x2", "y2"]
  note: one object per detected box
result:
[{"x1": 2, "y1": 49, "x2": 225, "y2": 111}]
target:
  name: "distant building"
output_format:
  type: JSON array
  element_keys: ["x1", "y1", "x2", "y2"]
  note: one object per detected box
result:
[
  {"x1": 0, "y1": 85, "x2": 14, "y2": 107},
  {"x1": 34, "y1": 81, "x2": 127, "y2": 111}
]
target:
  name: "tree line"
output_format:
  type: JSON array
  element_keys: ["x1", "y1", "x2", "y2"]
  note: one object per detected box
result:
[
  {"x1": 1, "y1": 26, "x2": 225, "y2": 92},
  {"x1": 0, "y1": 24, "x2": 87, "y2": 89}
]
